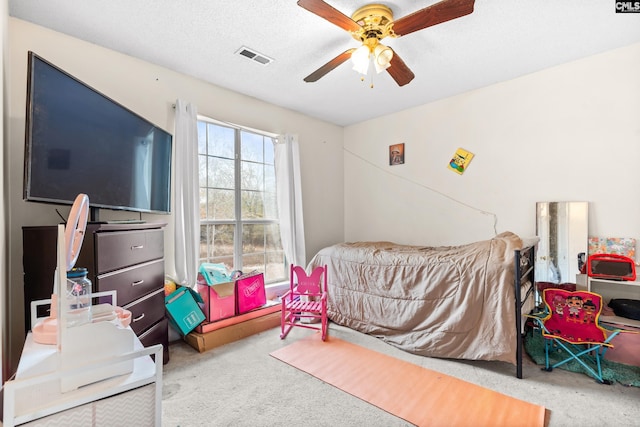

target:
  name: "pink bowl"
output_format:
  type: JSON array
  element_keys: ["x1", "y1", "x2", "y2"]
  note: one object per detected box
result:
[{"x1": 114, "y1": 307, "x2": 132, "y2": 328}]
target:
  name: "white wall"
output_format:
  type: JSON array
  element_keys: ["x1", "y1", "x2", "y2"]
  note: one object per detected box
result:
[
  {"x1": 5, "y1": 18, "x2": 344, "y2": 375},
  {"x1": 344, "y1": 42, "x2": 640, "y2": 248},
  {"x1": 1, "y1": 0, "x2": 8, "y2": 384}
]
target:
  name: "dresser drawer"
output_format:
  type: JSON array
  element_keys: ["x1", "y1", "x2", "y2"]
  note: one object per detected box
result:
[
  {"x1": 124, "y1": 288, "x2": 166, "y2": 335},
  {"x1": 95, "y1": 229, "x2": 164, "y2": 274},
  {"x1": 96, "y1": 259, "x2": 164, "y2": 307},
  {"x1": 139, "y1": 317, "x2": 169, "y2": 364}
]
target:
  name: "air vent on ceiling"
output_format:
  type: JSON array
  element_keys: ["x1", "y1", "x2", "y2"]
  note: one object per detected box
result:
[{"x1": 235, "y1": 46, "x2": 274, "y2": 65}]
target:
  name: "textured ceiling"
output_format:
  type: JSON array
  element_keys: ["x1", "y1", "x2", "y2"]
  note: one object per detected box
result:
[{"x1": 9, "y1": 0, "x2": 640, "y2": 126}]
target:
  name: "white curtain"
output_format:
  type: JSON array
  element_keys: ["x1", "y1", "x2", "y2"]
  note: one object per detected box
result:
[
  {"x1": 173, "y1": 100, "x2": 200, "y2": 287},
  {"x1": 275, "y1": 134, "x2": 306, "y2": 267}
]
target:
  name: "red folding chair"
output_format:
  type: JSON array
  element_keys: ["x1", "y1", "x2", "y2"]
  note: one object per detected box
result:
[{"x1": 527, "y1": 288, "x2": 632, "y2": 384}]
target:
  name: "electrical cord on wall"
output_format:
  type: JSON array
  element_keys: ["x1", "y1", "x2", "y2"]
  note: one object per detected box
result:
[{"x1": 343, "y1": 146, "x2": 499, "y2": 236}]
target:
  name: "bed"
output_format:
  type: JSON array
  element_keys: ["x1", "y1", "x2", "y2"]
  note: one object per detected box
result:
[{"x1": 307, "y1": 231, "x2": 537, "y2": 378}]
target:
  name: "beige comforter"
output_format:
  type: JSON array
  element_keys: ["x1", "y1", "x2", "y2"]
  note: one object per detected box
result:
[{"x1": 307, "y1": 231, "x2": 524, "y2": 364}]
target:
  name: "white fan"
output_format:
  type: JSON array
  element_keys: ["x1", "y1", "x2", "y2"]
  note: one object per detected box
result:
[
  {"x1": 32, "y1": 194, "x2": 89, "y2": 344},
  {"x1": 29, "y1": 194, "x2": 136, "y2": 392},
  {"x1": 64, "y1": 193, "x2": 89, "y2": 271}
]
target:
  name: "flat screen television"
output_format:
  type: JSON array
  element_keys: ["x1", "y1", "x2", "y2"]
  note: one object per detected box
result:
[{"x1": 23, "y1": 51, "x2": 172, "y2": 221}]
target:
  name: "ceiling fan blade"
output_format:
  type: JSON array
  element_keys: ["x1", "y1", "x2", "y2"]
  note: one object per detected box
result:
[
  {"x1": 304, "y1": 48, "x2": 356, "y2": 83},
  {"x1": 297, "y1": 0, "x2": 362, "y2": 32},
  {"x1": 392, "y1": 0, "x2": 475, "y2": 37},
  {"x1": 387, "y1": 51, "x2": 415, "y2": 86}
]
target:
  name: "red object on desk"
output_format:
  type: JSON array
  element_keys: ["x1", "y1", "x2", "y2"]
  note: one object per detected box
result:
[{"x1": 586, "y1": 253, "x2": 636, "y2": 281}]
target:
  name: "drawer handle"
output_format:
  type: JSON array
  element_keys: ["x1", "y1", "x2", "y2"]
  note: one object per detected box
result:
[
  {"x1": 133, "y1": 313, "x2": 145, "y2": 322},
  {"x1": 131, "y1": 280, "x2": 145, "y2": 287},
  {"x1": 131, "y1": 245, "x2": 144, "y2": 250}
]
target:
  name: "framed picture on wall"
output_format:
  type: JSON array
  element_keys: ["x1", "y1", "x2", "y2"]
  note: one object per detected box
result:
[
  {"x1": 448, "y1": 147, "x2": 474, "y2": 174},
  {"x1": 389, "y1": 143, "x2": 405, "y2": 165}
]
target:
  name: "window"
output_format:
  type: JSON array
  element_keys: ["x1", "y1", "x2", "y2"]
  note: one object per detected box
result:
[{"x1": 197, "y1": 118, "x2": 285, "y2": 284}]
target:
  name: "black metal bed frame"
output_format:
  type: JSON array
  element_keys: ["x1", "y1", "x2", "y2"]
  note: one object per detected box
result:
[{"x1": 514, "y1": 244, "x2": 536, "y2": 379}]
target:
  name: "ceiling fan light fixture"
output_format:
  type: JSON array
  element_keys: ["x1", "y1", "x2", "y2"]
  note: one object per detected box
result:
[
  {"x1": 351, "y1": 44, "x2": 370, "y2": 75},
  {"x1": 373, "y1": 43, "x2": 393, "y2": 73},
  {"x1": 298, "y1": 0, "x2": 475, "y2": 87}
]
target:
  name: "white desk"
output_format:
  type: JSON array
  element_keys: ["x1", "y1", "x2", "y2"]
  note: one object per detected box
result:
[
  {"x1": 576, "y1": 273, "x2": 640, "y2": 328},
  {"x1": 2, "y1": 333, "x2": 162, "y2": 427}
]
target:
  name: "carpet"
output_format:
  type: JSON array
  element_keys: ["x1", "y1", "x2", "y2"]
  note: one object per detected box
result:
[
  {"x1": 270, "y1": 334, "x2": 546, "y2": 427},
  {"x1": 524, "y1": 330, "x2": 640, "y2": 387}
]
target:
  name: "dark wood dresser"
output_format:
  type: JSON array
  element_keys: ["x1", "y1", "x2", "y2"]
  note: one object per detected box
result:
[{"x1": 23, "y1": 222, "x2": 169, "y2": 363}]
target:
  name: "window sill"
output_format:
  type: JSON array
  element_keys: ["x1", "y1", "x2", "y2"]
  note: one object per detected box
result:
[{"x1": 265, "y1": 281, "x2": 289, "y2": 300}]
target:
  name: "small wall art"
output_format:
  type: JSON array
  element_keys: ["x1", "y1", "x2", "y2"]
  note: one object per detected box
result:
[
  {"x1": 448, "y1": 147, "x2": 474, "y2": 175},
  {"x1": 389, "y1": 143, "x2": 405, "y2": 165}
]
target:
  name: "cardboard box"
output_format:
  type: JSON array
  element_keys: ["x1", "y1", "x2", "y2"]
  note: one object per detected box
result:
[
  {"x1": 185, "y1": 310, "x2": 281, "y2": 353},
  {"x1": 235, "y1": 272, "x2": 266, "y2": 314},
  {"x1": 197, "y1": 273, "x2": 236, "y2": 322},
  {"x1": 194, "y1": 300, "x2": 280, "y2": 334},
  {"x1": 165, "y1": 286, "x2": 205, "y2": 336}
]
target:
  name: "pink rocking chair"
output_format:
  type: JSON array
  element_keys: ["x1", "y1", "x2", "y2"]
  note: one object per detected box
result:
[{"x1": 280, "y1": 264, "x2": 328, "y2": 341}]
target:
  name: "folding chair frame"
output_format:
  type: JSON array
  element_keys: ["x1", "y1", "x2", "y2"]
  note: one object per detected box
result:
[{"x1": 536, "y1": 319, "x2": 620, "y2": 384}]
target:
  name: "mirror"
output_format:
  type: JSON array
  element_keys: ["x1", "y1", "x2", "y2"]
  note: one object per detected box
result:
[{"x1": 535, "y1": 202, "x2": 588, "y2": 284}]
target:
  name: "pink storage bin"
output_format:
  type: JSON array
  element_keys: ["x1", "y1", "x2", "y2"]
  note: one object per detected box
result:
[
  {"x1": 197, "y1": 273, "x2": 236, "y2": 322},
  {"x1": 235, "y1": 272, "x2": 266, "y2": 314},
  {"x1": 603, "y1": 322, "x2": 640, "y2": 367}
]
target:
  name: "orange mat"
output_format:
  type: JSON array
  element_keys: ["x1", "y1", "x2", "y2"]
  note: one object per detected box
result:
[{"x1": 270, "y1": 335, "x2": 546, "y2": 427}]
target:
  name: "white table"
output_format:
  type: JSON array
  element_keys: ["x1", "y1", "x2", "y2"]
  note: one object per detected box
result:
[{"x1": 2, "y1": 333, "x2": 162, "y2": 427}]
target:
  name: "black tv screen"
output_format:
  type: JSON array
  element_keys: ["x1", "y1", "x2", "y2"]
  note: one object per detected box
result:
[{"x1": 24, "y1": 52, "x2": 172, "y2": 216}]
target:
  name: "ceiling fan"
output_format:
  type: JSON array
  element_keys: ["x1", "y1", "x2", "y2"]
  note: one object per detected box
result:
[{"x1": 297, "y1": 0, "x2": 476, "y2": 86}]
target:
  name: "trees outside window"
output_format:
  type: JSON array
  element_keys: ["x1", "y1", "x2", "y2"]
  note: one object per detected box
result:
[{"x1": 197, "y1": 119, "x2": 285, "y2": 283}]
